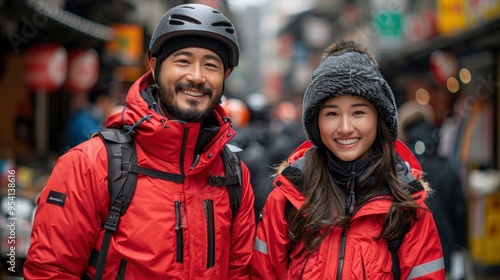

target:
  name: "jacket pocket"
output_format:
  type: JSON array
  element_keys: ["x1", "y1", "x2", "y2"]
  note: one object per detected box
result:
[
  {"x1": 204, "y1": 199, "x2": 215, "y2": 268},
  {"x1": 174, "y1": 200, "x2": 184, "y2": 263}
]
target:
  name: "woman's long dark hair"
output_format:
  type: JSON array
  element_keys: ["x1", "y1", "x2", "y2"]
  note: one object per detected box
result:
[{"x1": 287, "y1": 117, "x2": 421, "y2": 258}]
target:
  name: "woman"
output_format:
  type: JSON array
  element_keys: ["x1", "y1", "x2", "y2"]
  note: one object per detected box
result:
[{"x1": 251, "y1": 40, "x2": 445, "y2": 279}]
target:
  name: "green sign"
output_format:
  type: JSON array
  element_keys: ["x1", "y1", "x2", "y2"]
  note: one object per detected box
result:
[{"x1": 375, "y1": 11, "x2": 403, "y2": 37}]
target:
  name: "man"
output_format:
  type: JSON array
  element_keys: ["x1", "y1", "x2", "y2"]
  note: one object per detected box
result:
[{"x1": 24, "y1": 4, "x2": 255, "y2": 279}]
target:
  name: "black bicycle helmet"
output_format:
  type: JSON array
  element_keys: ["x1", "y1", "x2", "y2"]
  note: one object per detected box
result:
[{"x1": 149, "y1": 4, "x2": 239, "y2": 68}]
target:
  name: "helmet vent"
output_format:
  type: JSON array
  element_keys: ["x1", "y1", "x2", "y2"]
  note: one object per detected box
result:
[
  {"x1": 170, "y1": 14, "x2": 201, "y2": 25},
  {"x1": 212, "y1": 21, "x2": 232, "y2": 27}
]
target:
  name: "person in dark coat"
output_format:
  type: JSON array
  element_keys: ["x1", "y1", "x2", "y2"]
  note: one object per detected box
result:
[{"x1": 399, "y1": 100, "x2": 467, "y2": 278}]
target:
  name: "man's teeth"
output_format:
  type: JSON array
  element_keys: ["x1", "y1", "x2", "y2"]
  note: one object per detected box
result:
[
  {"x1": 336, "y1": 138, "x2": 359, "y2": 145},
  {"x1": 184, "y1": 90, "x2": 204, "y2": 97}
]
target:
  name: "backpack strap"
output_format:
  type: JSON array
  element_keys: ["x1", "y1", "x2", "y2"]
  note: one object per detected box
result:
[
  {"x1": 208, "y1": 145, "x2": 242, "y2": 224},
  {"x1": 388, "y1": 222, "x2": 411, "y2": 280},
  {"x1": 97, "y1": 129, "x2": 137, "y2": 210},
  {"x1": 92, "y1": 128, "x2": 188, "y2": 279},
  {"x1": 126, "y1": 164, "x2": 185, "y2": 183},
  {"x1": 93, "y1": 128, "x2": 138, "y2": 280},
  {"x1": 222, "y1": 145, "x2": 242, "y2": 224}
]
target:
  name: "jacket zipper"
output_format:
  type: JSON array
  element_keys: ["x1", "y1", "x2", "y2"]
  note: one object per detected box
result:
[
  {"x1": 174, "y1": 201, "x2": 184, "y2": 263},
  {"x1": 204, "y1": 199, "x2": 215, "y2": 268},
  {"x1": 337, "y1": 228, "x2": 347, "y2": 280},
  {"x1": 116, "y1": 259, "x2": 127, "y2": 280}
]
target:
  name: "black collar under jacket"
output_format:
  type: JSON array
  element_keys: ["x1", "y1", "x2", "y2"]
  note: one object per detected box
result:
[
  {"x1": 326, "y1": 150, "x2": 377, "y2": 214},
  {"x1": 142, "y1": 84, "x2": 163, "y2": 115},
  {"x1": 325, "y1": 149, "x2": 424, "y2": 196},
  {"x1": 326, "y1": 151, "x2": 376, "y2": 193}
]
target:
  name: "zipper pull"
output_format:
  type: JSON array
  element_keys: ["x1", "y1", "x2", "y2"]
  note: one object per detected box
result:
[
  {"x1": 174, "y1": 200, "x2": 184, "y2": 264},
  {"x1": 346, "y1": 164, "x2": 356, "y2": 215},
  {"x1": 175, "y1": 201, "x2": 183, "y2": 229},
  {"x1": 191, "y1": 154, "x2": 200, "y2": 170}
]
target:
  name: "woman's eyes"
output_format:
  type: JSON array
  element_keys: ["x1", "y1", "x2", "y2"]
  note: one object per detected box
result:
[{"x1": 325, "y1": 110, "x2": 365, "y2": 116}]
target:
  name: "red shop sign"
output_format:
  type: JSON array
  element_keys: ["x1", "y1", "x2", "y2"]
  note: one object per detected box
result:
[
  {"x1": 430, "y1": 50, "x2": 459, "y2": 86},
  {"x1": 64, "y1": 48, "x2": 100, "y2": 94},
  {"x1": 25, "y1": 44, "x2": 68, "y2": 92}
]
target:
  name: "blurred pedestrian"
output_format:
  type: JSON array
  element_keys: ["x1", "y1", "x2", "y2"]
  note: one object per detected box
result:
[
  {"x1": 225, "y1": 96, "x2": 275, "y2": 224},
  {"x1": 251, "y1": 40, "x2": 445, "y2": 279},
  {"x1": 399, "y1": 99, "x2": 467, "y2": 279},
  {"x1": 24, "y1": 4, "x2": 255, "y2": 279},
  {"x1": 246, "y1": 100, "x2": 307, "y2": 223},
  {"x1": 63, "y1": 87, "x2": 117, "y2": 149},
  {"x1": 267, "y1": 100, "x2": 307, "y2": 167}
]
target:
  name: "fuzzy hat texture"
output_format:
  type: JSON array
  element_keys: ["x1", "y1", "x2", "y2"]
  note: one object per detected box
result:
[{"x1": 302, "y1": 40, "x2": 398, "y2": 148}]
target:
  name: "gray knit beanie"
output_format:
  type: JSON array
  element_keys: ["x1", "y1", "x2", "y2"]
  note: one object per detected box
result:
[{"x1": 302, "y1": 40, "x2": 398, "y2": 149}]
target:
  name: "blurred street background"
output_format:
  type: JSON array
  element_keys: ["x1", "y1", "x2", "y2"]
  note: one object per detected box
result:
[{"x1": 1, "y1": 0, "x2": 500, "y2": 279}]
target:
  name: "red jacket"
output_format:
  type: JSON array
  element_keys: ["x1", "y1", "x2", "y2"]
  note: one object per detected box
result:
[
  {"x1": 251, "y1": 141, "x2": 445, "y2": 279},
  {"x1": 24, "y1": 72, "x2": 255, "y2": 279}
]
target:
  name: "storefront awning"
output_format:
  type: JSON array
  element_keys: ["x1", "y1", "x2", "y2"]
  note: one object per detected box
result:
[{"x1": 23, "y1": 0, "x2": 116, "y2": 42}]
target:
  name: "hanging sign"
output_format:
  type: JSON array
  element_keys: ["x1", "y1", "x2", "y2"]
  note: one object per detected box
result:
[
  {"x1": 105, "y1": 24, "x2": 143, "y2": 64},
  {"x1": 64, "y1": 48, "x2": 100, "y2": 94},
  {"x1": 437, "y1": 0, "x2": 466, "y2": 36},
  {"x1": 430, "y1": 50, "x2": 459, "y2": 86},
  {"x1": 25, "y1": 44, "x2": 67, "y2": 92}
]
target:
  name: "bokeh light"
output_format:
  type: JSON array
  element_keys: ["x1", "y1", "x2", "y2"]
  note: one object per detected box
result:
[
  {"x1": 459, "y1": 68, "x2": 472, "y2": 84},
  {"x1": 415, "y1": 88, "x2": 430, "y2": 105},
  {"x1": 446, "y1": 77, "x2": 460, "y2": 93},
  {"x1": 414, "y1": 140, "x2": 426, "y2": 155}
]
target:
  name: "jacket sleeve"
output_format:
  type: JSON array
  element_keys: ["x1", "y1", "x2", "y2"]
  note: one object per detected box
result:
[
  {"x1": 251, "y1": 186, "x2": 290, "y2": 280},
  {"x1": 228, "y1": 162, "x2": 256, "y2": 279},
  {"x1": 400, "y1": 208, "x2": 446, "y2": 280},
  {"x1": 24, "y1": 147, "x2": 108, "y2": 279}
]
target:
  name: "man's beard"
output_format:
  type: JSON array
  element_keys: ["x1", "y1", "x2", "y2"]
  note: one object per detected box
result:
[{"x1": 157, "y1": 81, "x2": 220, "y2": 122}]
